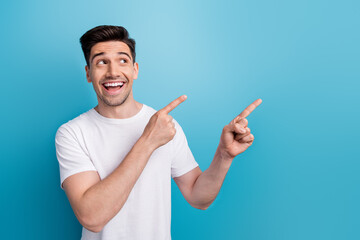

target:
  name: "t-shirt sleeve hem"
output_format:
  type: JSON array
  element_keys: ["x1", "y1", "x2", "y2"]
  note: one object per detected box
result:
[
  {"x1": 60, "y1": 168, "x2": 98, "y2": 190},
  {"x1": 171, "y1": 162, "x2": 199, "y2": 178}
]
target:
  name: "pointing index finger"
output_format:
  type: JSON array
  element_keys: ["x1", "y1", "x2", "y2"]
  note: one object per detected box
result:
[
  {"x1": 161, "y1": 95, "x2": 187, "y2": 114},
  {"x1": 238, "y1": 98, "x2": 262, "y2": 118}
]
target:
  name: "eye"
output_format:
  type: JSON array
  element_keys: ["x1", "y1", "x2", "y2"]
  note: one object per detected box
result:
[
  {"x1": 120, "y1": 59, "x2": 127, "y2": 64},
  {"x1": 97, "y1": 60, "x2": 106, "y2": 65}
]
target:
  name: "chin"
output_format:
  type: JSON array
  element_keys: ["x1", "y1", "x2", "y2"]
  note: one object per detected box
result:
[{"x1": 100, "y1": 94, "x2": 130, "y2": 107}]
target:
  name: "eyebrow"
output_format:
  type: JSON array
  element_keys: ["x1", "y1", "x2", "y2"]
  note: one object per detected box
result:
[{"x1": 91, "y1": 52, "x2": 132, "y2": 63}]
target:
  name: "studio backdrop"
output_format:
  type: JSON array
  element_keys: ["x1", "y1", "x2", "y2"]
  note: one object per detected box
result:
[{"x1": 0, "y1": 0, "x2": 359, "y2": 239}]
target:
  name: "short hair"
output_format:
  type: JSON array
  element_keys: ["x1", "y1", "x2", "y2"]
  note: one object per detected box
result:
[{"x1": 80, "y1": 25, "x2": 136, "y2": 67}]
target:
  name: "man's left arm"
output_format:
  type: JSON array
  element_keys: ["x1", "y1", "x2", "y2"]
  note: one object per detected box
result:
[{"x1": 173, "y1": 99, "x2": 262, "y2": 210}]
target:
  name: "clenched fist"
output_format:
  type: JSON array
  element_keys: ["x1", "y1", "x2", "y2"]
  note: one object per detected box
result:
[{"x1": 142, "y1": 95, "x2": 187, "y2": 150}]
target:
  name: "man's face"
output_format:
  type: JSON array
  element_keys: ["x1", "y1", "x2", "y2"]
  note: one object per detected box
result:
[{"x1": 85, "y1": 41, "x2": 139, "y2": 107}]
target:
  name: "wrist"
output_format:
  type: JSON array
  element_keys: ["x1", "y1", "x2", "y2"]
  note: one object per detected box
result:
[
  {"x1": 137, "y1": 135, "x2": 156, "y2": 154},
  {"x1": 215, "y1": 146, "x2": 235, "y2": 163},
  {"x1": 209, "y1": 147, "x2": 234, "y2": 173}
]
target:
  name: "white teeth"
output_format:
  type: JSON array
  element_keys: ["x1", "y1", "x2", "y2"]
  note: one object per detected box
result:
[{"x1": 104, "y1": 82, "x2": 124, "y2": 87}]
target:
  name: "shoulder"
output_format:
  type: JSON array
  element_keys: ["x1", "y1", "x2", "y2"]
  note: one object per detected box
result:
[
  {"x1": 141, "y1": 104, "x2": 157, "y2": 115},
  {"x1": 55, "y1": 109, "x2": 95, "y2": 140}
]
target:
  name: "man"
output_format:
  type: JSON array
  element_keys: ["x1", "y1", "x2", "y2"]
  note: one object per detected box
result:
[{"x1": 55, "y1": 25, "x2": 262, "y2": 240}]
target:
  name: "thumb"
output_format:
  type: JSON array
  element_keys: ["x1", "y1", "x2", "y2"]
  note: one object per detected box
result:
[{"x1": 221, "y1": 123, "x2": 236, "y2": 144}]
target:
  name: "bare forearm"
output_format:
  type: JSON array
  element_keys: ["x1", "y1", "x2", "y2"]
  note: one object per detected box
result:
[
  {"x1": 190, "y1": 97, "x2": 262, "y2": 210},
  {"x1": 78, "y1": 137, "x2": 154, "y2": 231},
  {"x1": 190, "y1": 148, "x2": 234, "y2": 209}
]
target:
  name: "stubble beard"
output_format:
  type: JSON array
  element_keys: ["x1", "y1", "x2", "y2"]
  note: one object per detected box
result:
[{"x1": 96, "y1": 86, "x2": 131, "y2": 107}]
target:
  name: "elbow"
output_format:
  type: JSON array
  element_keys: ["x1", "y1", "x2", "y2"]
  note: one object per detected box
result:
[
  {"x1": 191, "y1": 202, "x2": 210, "y2": 210},
  {"x1": 197, "y1": 206, "x2": 209, "y2": 210},
  {"x1": 77, "y1": 212, "x2": 105, "y2": 233},
  {"x1": 84, "y1": 224, "x2": 104, "y2": 233},
  {"x1": 81, "y1": 218, "x2": 104, "y2": 233}
]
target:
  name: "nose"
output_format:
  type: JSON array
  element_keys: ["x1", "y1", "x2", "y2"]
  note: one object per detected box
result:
[{"x1": 105, "y1": 62, "x2": 121, "y2": 79}]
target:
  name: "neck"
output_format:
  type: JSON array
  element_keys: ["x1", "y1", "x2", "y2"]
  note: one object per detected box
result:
[{"x1": 94, "y1": 92, "x2": 143, "y2": 119}]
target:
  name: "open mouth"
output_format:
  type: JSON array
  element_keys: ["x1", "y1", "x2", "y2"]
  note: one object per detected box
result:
[{"x1": 102, "y1": 81, "x2": 126, "y2": 94}]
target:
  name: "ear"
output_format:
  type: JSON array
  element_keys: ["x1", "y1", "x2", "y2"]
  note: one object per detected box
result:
[
  {"x1": 133, "y1": 62, "x2": 139, "y2": 80},
  {"x1": 85, "y1": 65, "x2": 91, "y2": 83}
]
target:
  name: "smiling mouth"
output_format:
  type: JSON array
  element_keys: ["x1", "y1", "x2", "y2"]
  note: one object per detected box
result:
[
  {"x1": 101, "y1": 81, "x2": 126, "y2": 95},
  {"x1": 103, "y1": 81, "x2": 125, "y2": 90}
]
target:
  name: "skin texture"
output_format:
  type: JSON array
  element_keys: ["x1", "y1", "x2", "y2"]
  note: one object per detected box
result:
[{"x1": 63, "y1": 40, "x2": 262, "y2": 233}]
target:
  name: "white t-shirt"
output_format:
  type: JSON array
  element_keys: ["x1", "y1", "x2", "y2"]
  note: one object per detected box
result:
[{"x1": 55, "y1": 104, "x2": 198, "y2": 240}]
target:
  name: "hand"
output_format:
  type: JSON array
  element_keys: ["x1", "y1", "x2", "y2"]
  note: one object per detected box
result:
[
  {"x1": 142, "y1": 95, "x2": 187, "y2": 150},
  {"x1": 218, "y1": 99, "x2": 262, "y2": 159}
]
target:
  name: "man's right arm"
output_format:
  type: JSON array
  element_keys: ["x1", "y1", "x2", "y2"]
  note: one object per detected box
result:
[
  {"x1": 62, "y1": 95, "x2": 187, "y2": 233},
  {"x1": 63, "y1": 137, "x2": 154, "y2": 233}
]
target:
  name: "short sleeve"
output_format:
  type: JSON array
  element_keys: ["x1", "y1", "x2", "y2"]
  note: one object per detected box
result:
[
  {"x1": 171, "y1": 120, "x2": 199, "y2": 178},
  {"x1": 55, "y1": 125, "x2": 97, "y2": 189}
]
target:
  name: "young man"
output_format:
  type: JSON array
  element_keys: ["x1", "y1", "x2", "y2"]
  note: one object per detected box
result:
[{"x1": 55, "y1": 25, "x2": 262, "y2": 240}]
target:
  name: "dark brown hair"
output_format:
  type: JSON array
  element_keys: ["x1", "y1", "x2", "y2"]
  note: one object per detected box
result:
[{"x1": 80, "y1": 25, "x2": 136, "y2": 67}]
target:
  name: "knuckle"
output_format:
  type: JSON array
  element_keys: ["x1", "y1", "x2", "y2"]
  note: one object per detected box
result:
[
  {"x1": 236, "y1": 116, "x2": 244, "y2": 123},
  {"x1": 159, "y1": 117, "x2": 165, "y2": 123},
  {"x1": 155, "y1": 111, "x2": 163, "y2": 118},
  {"x1": 235, "y1": 123, "x2": 246, "y2": 133},
  {"x1": 151, "y1": 114, "x2": 159, "y2": 122},
  {"x1": 167, "y1": 104, "x2": 174, "y2": 111},
  {"x1": 223, "y1": 125, "x2": 230, "y2": 132}
]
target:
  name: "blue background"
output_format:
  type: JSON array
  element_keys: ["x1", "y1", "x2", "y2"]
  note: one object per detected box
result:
[{"x1": 1, "y1": 0, "x2": 359, "y2": 239}]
